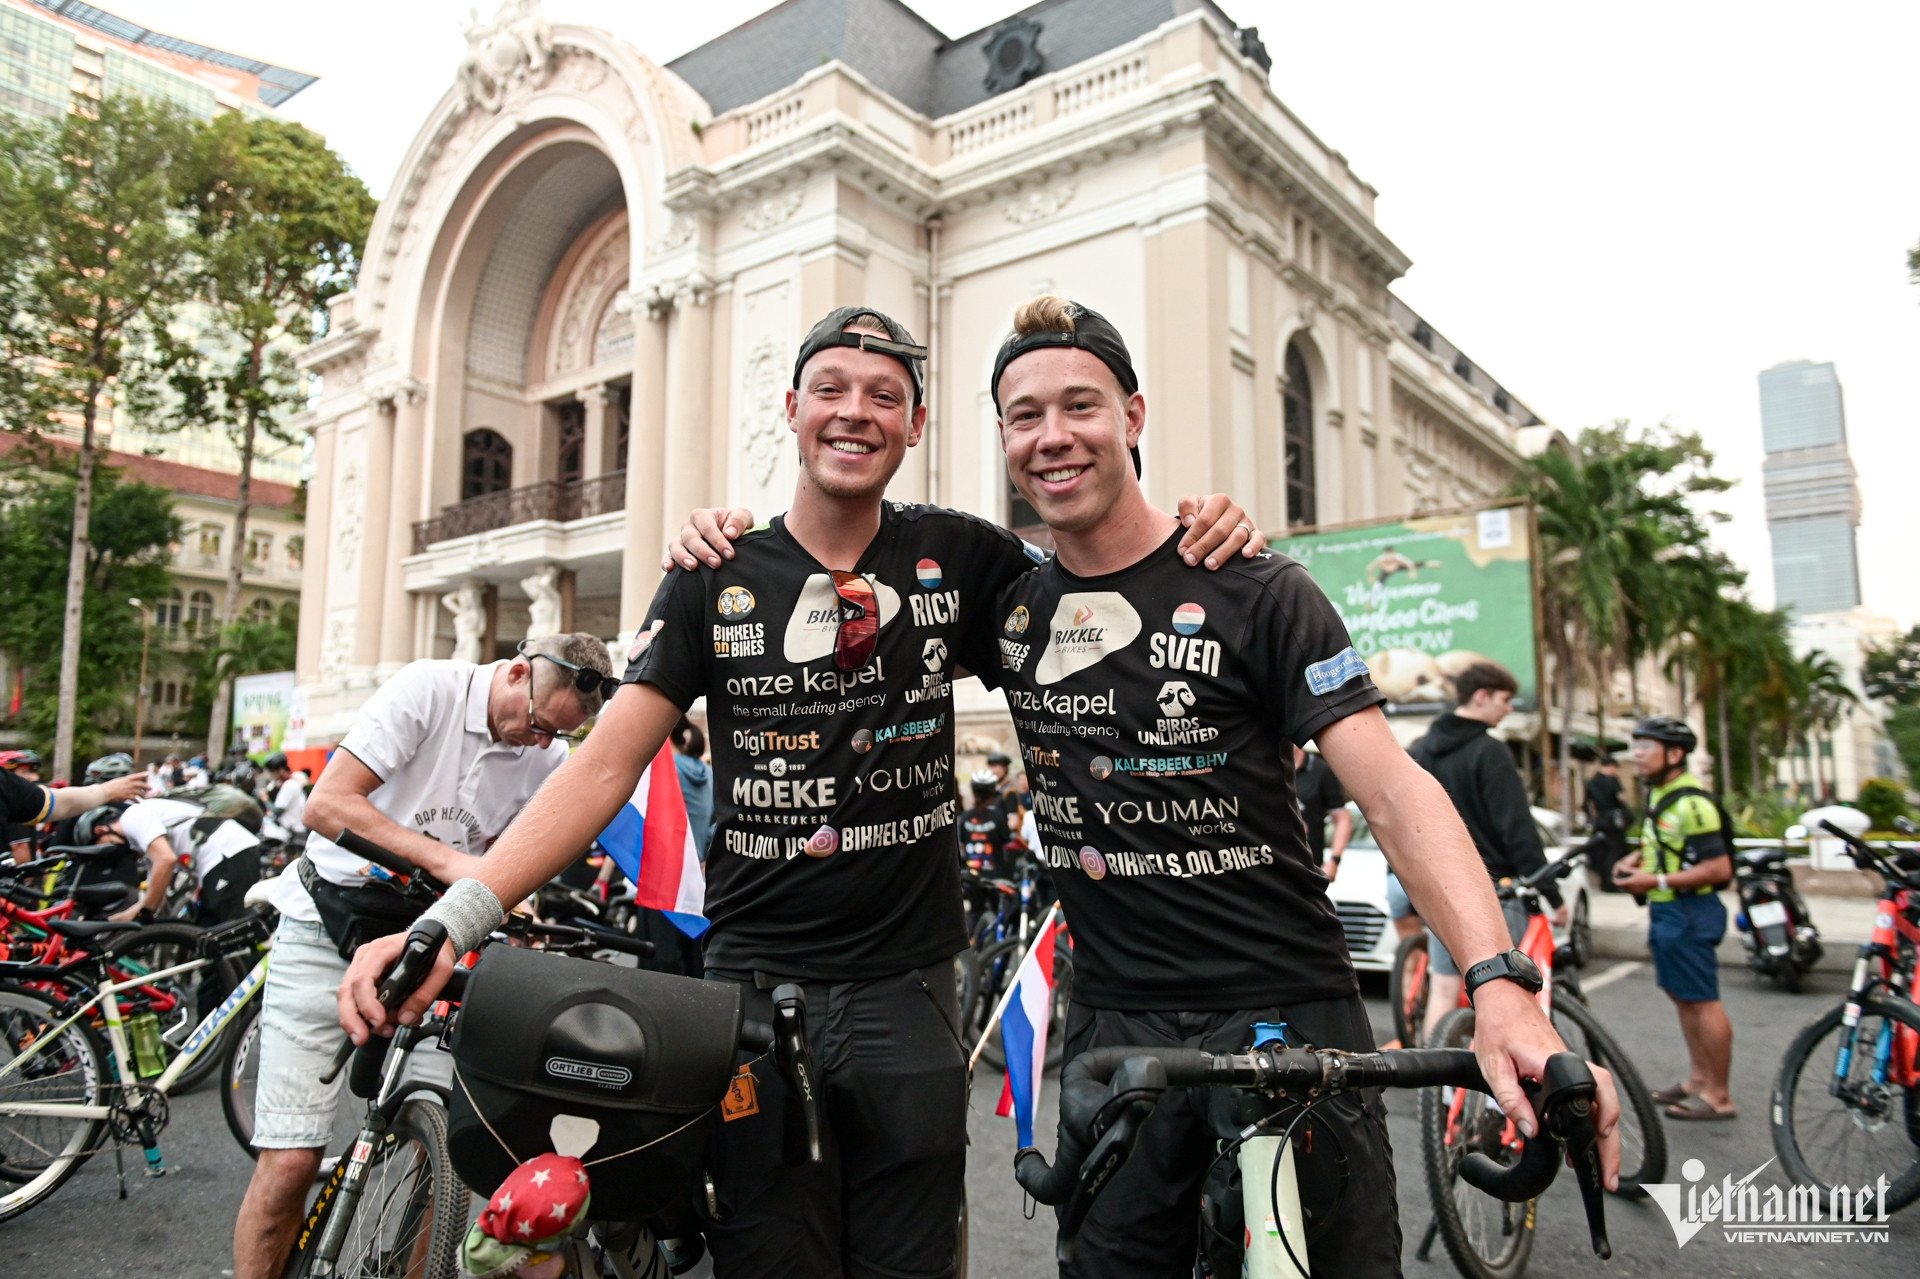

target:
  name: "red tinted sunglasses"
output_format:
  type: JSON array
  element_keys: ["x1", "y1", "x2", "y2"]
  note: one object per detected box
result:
[{"x1": 830, "y1": 571, "x2": 879, "y2": 672}]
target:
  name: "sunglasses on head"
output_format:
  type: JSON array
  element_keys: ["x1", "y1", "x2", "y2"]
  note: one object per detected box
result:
[
  {"x1": 829, "y1": 571, "x2": 880, "y2": 672},
  {"x1": 517, "y1": 641, "x2": 622, "y2": 702}
]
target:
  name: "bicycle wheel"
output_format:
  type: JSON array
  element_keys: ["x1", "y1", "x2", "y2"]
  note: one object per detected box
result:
[
  {"x1": 103, "y1": 921, "x2": 250, "y2": 1092},
  {"x1": 284, "y1": 1100, "x2": 464, "y2": 1279},
  {"x1": 1549, "y1": 993, "x2": 1665, "y2": 1195},
  {"x1": 0, "y1": 983, "x2": 109, "y2": 1221},
  {"x1": 974, "y1": 936, "x2": 1070, "y2": 1074},
  {"x1": 1390, "y1": 932, "x2": 1429, "y2": 1048},
  {"x1": 1419, "y1": 1006, "x2": 1535, "y2": 1279},
  {"x1": 1772, "y1": 994, "x2": 1920, "y2": 1213}
]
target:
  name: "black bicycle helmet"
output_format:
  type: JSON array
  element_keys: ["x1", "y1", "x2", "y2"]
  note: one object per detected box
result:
[
  {"x1": 82, "y1": 752, "x2": 134, "y2": 783},
  {"x1": 985, "y1": 751, "x2": 1012, "y2": 767},
  {"x1": 228, "y1": 761, "x2": 260, "y2": 791},
  {"x1": 73, "y1": 803, "x2": 127, "y2": 846},
  {"x1": 263, "y1": 752, "x2": 289, "y2": 773},
  {"x1": 15, "y1": 748, "x2": 43, "y2": 770},
  {"x1": 1631, "y1": 716, "x2": 1696, "y2": 753}
]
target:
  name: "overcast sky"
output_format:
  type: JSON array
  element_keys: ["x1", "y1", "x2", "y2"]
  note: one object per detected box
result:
[{"x1": 106, "y1": 0, "x2": 1920, "y2": 627}]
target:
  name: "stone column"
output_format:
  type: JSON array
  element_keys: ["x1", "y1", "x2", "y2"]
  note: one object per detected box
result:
[
  {"x1": 662, "y1": 278, "x2": 715, "y2": 554},
  {"x1": 619, "y1": 302, "x2": 670, "y2": 632},
  {"x1": 577, "y1": 383, "x2": 611, "y2": 481},
  {"x1": 377, "y1": 379, "x2": 428, "y2": 667},
  {"x1": 295, "y1": 419, "x2": 336, "y2": 680}
]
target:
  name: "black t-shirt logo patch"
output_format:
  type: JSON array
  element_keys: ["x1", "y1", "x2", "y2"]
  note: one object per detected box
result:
[
  {"x1": 718, "y1": 586, "x2": 755, "y2": 619},
  {"x1": 1005, "y1": 605, "x2": 1029, "y2": 635},
  {"x1": 1156, "y1": 680, "x2": 1197, "y2": 718},
  {"x1": 922, "y1": 637, "x2": 948, "y2": 671}
]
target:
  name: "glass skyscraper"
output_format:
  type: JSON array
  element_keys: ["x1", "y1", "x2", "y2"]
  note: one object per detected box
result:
[{"x1": 1760, "y1": 360, "x2": 1862, "y2": 616}]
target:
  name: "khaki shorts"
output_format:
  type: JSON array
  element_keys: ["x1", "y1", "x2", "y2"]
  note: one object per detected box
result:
[{"x1": 251, "y1": 919, "x2": 450, "y2": 1148}]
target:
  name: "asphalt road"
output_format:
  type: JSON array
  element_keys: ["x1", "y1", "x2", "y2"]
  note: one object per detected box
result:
[{"x1": 7, "y1": 962, "x2": 1916, "y2": 1277}]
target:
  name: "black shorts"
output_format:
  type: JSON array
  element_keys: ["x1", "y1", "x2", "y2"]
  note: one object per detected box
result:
[
  {"x1": 700, "y1": 962, "x2": 968, "y2": 1278},
  {"x1": 1058, "y1": 994, "x2": 1401, "y2": 1278}
]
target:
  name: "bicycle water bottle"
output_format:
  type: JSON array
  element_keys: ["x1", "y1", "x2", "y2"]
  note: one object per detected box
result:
[
  {"x1": 1240, "y1": 1022, "x2": 1308, "y2": 1279},
  {"x1": 128, "y1": 1011, "x2": 167, "y2": 1078}
]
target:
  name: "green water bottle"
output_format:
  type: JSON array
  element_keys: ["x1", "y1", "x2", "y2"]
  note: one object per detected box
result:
[{"x1": 128, "y1": 1011, "x2": 167, "y2": 1078}]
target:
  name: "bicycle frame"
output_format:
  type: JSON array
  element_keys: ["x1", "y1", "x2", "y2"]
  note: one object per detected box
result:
[
  {"x1": 0, "y1": 948, "x2": 269, "y2": 1121},
  {"x1": 1834, "y1": 885, "x2": 1920, "y2": 1093}
]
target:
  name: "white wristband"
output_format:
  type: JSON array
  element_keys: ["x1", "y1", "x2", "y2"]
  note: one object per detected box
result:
[
  {"x1": 425, "y1": 877, "x2": 506, "y2": 956},
  {"x1": 1656, "y1": 873, "x2": 1669, "y2": 893}
]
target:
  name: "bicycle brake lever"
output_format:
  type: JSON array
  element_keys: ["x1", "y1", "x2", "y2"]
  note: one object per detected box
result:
[
  {"x1": 770, "y1": 983, "x2": 822, "y2": 1165},
  {"x1": 1547, "y1": 1062, "x2": 1612, "y2": 1259},
  {"x1": 1056, "y1": 1097, "x2": 1152, "y2": 1267}
]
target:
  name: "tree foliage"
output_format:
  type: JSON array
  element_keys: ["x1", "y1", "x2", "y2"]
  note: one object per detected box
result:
[
  {"x1": 159, "y1": 113, "x2": 372, "y2": 759},
  {"x1": 1865, "y1": 624, "x2": 1920, "y2": 780},
  {"x1": 177, "y1": 602, "x2": 299, "y2": 744},
  {"x1": 0, "y1": 96, "x2": 204, "y2": 778},
  {"x1": 0, "y1": 451, "x2": 179, "y2": 767}
]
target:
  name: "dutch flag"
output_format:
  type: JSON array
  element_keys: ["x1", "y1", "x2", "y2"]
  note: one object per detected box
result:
[
  {"x1": 994, "y1": 912, "x2": 1063, "y2": 1148},
  {"x1": 597, "y1": 742, "x2": 709, "y2": 938}
]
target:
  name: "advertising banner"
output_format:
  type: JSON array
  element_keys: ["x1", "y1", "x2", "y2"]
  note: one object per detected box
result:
[
  {"x1": 1276, "y1": 503, "x2": 1539, "y2": 712},
  {"x1": 231, "y1": 670, "x2": 298, "y2": 757}
]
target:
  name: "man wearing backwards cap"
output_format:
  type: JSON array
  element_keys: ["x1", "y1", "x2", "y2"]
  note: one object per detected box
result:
[
  {"x1": 343, "y1": 305, "x2": 1261, "y2": 1278},
  {"x1": 974, "y1": 296, "x2": 1621, "y2": 1275}
]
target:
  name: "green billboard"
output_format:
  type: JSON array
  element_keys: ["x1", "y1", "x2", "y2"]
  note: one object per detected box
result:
[{"x1": 1276, "y1": 503, "x2": 1539, "y2": 712}]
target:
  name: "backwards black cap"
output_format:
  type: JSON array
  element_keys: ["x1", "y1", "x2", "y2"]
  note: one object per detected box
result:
[
  {"x1": 792, "y1": 306, "x2": 928, "y2": 406},
  {"x1": 990, "y1": 299, "x2": 1142, "y2": 475}
]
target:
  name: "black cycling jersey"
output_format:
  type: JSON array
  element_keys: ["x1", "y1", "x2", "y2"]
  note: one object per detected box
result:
[
  {"x1": 981, "y1": 530, "x2": 1384, "y2": 1010},
  {"x1": 626, "y1": 502, "x2": 1037, "y2": 980},
  {"x1": 0, "y1": 770, "x2": 52, "y2": 826},
  {"x1": 959, "y1": 802, "x2": 1013, "y2": 875}
]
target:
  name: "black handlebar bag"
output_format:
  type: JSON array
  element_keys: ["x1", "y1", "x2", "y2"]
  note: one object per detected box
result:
[{"x1": 447, "y1": 944, "x2": 743, "y2": 1220}]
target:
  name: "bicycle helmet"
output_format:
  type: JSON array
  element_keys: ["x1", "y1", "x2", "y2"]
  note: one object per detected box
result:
[
  {"x1": 969, "y1": 769, "x2": 999, "y2": 796},
  {"x1": 1631, "y1": 716, "x2": 1696, "y2": 753},
  {"x1": 227, "y1": 761, "x2": 259, "y2": 792},
  {"x1": 263, "y1": 752, "x2": 289, "y2": 773},
  {"x1": 82, "y1": 752, "x2": 134, "y2": 783},
  {"x1": 0, "y1": 751, "x2": 24, "y2": 770},
  {"x1": 985, "y1": 751, "x2": 1012, "y2": 767},
  {"x1": 73, "y1": 803, "x2": 127, "y2": 846},
  {"x1": 14, "y1": 749, "x2": 43, "y2": 771}
]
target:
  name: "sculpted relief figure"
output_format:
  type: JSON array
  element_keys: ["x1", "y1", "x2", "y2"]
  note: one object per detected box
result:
[
  {"x1": 443, "y1": 584, "x2": 488, "y2": 664},
  {"x1": 521, "y1": 564, "x2": 563, "y2": 639},
  {"x1": 456, "y1": 0, "x2": 554, "y2": 114}
]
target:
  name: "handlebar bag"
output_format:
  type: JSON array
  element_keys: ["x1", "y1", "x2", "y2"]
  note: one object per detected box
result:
[{"x1": 448, "y1": 944, "x2": 743, "y2": 1221}]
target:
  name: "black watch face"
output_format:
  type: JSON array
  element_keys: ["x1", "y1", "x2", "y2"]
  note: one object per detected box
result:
[{"x1": 1506, "y1": 948, "x2": 1543, "y2": 987}]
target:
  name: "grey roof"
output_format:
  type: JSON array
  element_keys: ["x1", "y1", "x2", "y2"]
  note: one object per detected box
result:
[{"x1": 666, "y1": 0, "x2": 1249, "y2": 120}]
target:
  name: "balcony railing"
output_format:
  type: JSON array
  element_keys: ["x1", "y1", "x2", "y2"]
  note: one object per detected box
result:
[{"x1": 411, "y1": 472, "x2": 627, "y2": 553}]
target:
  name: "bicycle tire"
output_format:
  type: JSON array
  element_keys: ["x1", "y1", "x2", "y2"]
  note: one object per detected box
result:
[
  {"x1": 974, "y1": 936, "x2": 1070, "y2": 1074},
  {"x1": 283, "y1": 1099, "x2": 464, "y2": 1279},
  {"x1": 1548, "y1": 992, "x2": 1665, "y2": 1195},
  {"x1": 1418, "y1": 1005, "x2": 1535, "y2": 1279},
  {"x1": 1390, "y1": 932, "x2": 1429, "y2": 1048},
  {"x1": 1772, "y1": 994, "x2": 1920, "y2": 1213},
  {"x1": 0, "y1": 982, "x2": 109, "y2": 1222},
  {"x1": 103, "y1": 921, "x2": 249, "y2": 1092}
]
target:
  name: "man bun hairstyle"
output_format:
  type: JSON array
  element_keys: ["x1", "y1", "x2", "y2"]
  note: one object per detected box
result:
[
  {"x1": 991, "y1": 294, "x2": 1143, "y2": 475},
  {"x1": 1452, "y1": 660, "x2": 1519, "y2": 708}
]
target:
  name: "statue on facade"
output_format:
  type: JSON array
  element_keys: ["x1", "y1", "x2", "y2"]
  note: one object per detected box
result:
[
  {"x1": 521, "y1": 564, "x2": 563, "y2": 639},
  {"x1": 443, "y1": 584, "x2": 488, "y2": 664},
  {"x1": 455, "y1": 0, "x2": 554, "y2": 114}
]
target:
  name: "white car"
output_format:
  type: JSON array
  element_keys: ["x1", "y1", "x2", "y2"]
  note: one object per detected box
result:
[{"x1": 1324, "y1": 805, "x2": 1593, "y2": 973}]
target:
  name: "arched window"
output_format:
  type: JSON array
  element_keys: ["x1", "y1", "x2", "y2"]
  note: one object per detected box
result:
[
  {"x1": 159, "y1": 589, "x2": 184, "y2": 637},
  {"x1": 187, "y1": 590, "x2": 215, "y2": 634},
  {"x1": 462, "y1": 429, "x2": 513, "y2": 501},
  {"x1": 248, "y1": 597, "x2": 275, "y2": 625},
  {"x1": 1283, "y1": 343, "x2": 1316, "y2": 528}
]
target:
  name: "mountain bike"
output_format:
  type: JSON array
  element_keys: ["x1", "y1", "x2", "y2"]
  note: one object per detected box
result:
[
  {"x1": 0, "y1": 910, "x2": 274, "y2": 1220},
  {"x1": 1013, "y1": 1038, "x2": 1612, "y2": 1276},
  {"x1": 1416, "y1": 853, "x2": 1665, "y2": 1279},
  {"x1": 1770, "y1": 818, "x2": 1920, "y2": 1213}
]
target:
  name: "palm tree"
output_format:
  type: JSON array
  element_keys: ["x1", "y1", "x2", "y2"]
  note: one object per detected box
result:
[{"x1": 1795, "y1": 651, "x2": 1858, "y2": 800}]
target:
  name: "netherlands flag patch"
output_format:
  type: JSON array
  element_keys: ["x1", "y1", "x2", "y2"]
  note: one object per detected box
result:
[{"x1": 916, "y1": 559, "x2": 942, "y2": 589}]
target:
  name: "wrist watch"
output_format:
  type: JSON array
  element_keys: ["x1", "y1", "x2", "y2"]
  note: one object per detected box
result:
[
  {"x1": 1656, "y1": 873, "x2": 1669, "y2": 893},
  {"x1": 1463, "y1": 948, "x2": 1544, "y2": 1005}
]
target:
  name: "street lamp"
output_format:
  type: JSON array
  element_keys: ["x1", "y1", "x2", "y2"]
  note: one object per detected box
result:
[{"x1": 128, "y1": 598, "x2": 152, "y2": 767}]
